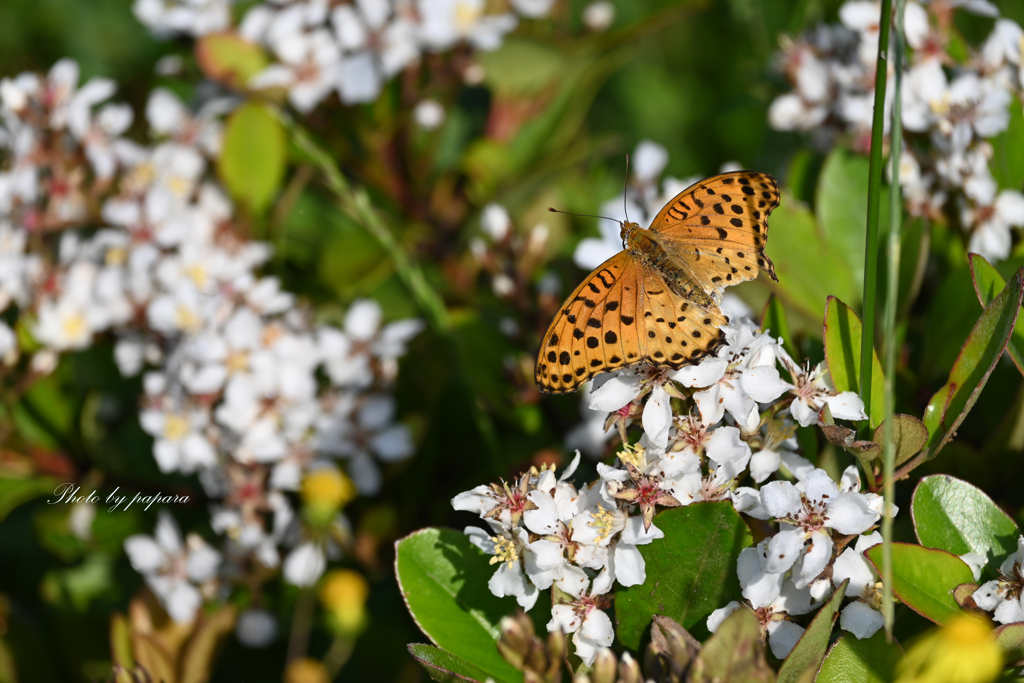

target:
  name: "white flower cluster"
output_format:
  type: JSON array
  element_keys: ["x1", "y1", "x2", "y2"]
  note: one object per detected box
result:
[
  {"x1": 769, "y1": 0, "x2": 1024, "y2": 262},
  {"x1": 134, "y1": 0, "x2": 567, "y2": 113},
  {"x1": 972, "y1": 535, "x2": 1024, "y2": 624},
  {"x1": 454, "y1": 304, "x2": 897, "y2": 662},
  {"x1": 0, "y1": 60, "x2": 423, "y2": 623}
]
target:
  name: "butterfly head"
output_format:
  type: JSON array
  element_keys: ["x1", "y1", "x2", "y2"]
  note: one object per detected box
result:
[{"x1": 619, "y1": 220, "x2": 640, "y2": 247}]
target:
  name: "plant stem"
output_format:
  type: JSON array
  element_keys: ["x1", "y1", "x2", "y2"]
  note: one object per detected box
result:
[
  {"x1": 277, "y1": 109, "x2": 450, "y2": 334},
  {"x1": 859, "y1": 0, "x2": 894, "y2": 429},
  {"x1": 882, "y1": 0, "x2": 906, "y2": 640},
  {"x1": 286, "y1": 587, "x2": 316, "y2": 665}
]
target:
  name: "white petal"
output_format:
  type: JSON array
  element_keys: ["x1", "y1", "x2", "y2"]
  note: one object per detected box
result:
[
  {"x1": 994, "y1": 596, "x2": 1024, "y2": 624},
  {"x1": 705, "y1": 425, "x2": 752, "y2": 464},
  {"x1": 803, "y1": 469, "x2": 840, "y2": 504},
  {"x1": 959, "y1": 552, "x2": 987, "y2": 582},
  {"x1": 738, "y1": 546, "x2": 783, "y2": 608},
  {"x1": 764, "y1": 528, "x2": 805, "y2": 574},
  {"x1": 548, "y1": 604, "x2": 581, "y2": 634},
  {"x1": 767, "y1": 620, "x2": 805, "y2": 659},
  {"x1": 673, "y1": 358, "x2": 727, "y2": 388},
  {"x1": 760, "y1": 481, "x2": 802, "y2": 518},
  {"x1": 825, "y1": 493, "x2": 880, "y2": 535},
  {"x1": 840, "y1": 601, "x2": 885, "y2": 639},
  {"x1": 973, "y1": 581, "x2": 1005, "y2": 611},
  {"x1": 741, "y1": 365, "x2": 793, "y2": 403},
  {"x1": 823, "y1": 392, "x2": 867, "y2": 421},
  {"x1": 642, "y1": 384, "x2": 672, "y2": 449},
  {"x1": 619, "y1": 516, "x2": 663, "y2": 545},
  {"x1": 588, "y1": 373, "x2": 642, "y2": 412},
  {"x1": 706, "y1": 602, "x2": 741, "y2": 633},
  {"x1": 833, "y1": 548, "x2": 875, "y2": 596},
  {"x1": 283, "y1": 543, "x2": 326, "y2": 587},
  {"x1": 794, "y1": 531, "x2": 833, "y2": 588},
  {"x1": 124, "y1": 536, "x2": 165, "y2": 573},
  {"x1": 612, "y1": 543, "x2": 646, "y2": 587},
  {"x1": 580, "y1": 607, "x2": 614, "y2": 646},
  {"x1": 164, "y1": 581, "x2": 202, "y2": 623}
]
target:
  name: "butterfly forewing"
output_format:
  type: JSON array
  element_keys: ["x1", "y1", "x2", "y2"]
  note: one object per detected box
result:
[{"x1": 650, "y1": 171, "x2": 779, "y2": 296}]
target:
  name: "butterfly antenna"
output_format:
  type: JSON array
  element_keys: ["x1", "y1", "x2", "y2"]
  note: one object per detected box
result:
[
  {"x1": 547, "y1": 208, "x2": 618, "y2": 223},
  {"x1": 623, "y1": 153, "x2": 630, "y2": 224}
]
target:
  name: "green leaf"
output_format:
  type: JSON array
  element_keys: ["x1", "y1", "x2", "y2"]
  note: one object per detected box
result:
[
  {"x1": 760, "y1": 295, "x2": 799, "y2": 362},
  {"x1": 922, "y1": 269, "x2": 1024, "y2": 459},
  {"x1": 776, "y1": 580, "x2": 847, "y2": 683},
  {"x1": 477, "y1": 39, "x2": 565, "y2": 97},
  {"x1": 865, "y1": 543, "x2": 974, "y2": 624},
  {"x1": 911, "y1": 475, "x2": 1020, "y2": 562},
  {"x1": 407, "y1": 644, "x2": 491, "y2": 683},
  {"x1": 217, "y1": 102, "x2": 287, "y2": 215},
  {"x1": 763, "y1": 195, "x2": 859, "y2": 328},
  {"x1": 816, "y1": 631, "x2": 904, "y2": 683},
  {"x1": 995, "y1": 623, "x2": 1024, "y2": 663},
  {"x1": 823, "y1": 296, "x2": 886, "y2": 428},
  {"x1": 195, "y1": 33, "x2": 269, "y2": 89},
  {"x1": 970, "y1": 253, "x2": 1024, "y2": 375},
  {"x1": 991, "y1": 100, "x2": 1024, "y2": 192},
  {"x1": 816, "y1": 148, "x2": 890, "y2": 289},
  {"x1": 0, "y1": 475, "x2": 59, "y2": 524},
  {"x1": 691, "y1": 607, "x2": 774, "y2": 683},
  {"x1": 394, "y1": 528, "x2": 520, "y2": 683},
  {"x1": 615, "y1": 502, "x2": 752, "y2": 649},
  {"x1": 862, "y1": 414, "x2": 928, "y2": 466}
]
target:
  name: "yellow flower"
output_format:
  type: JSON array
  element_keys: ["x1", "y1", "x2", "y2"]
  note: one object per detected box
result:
[
  {"x1": 284, "y1": 658, "x2": 329, "y2": 683},
  {"x1": 301, "y1": 468, "x2": 357, "y2": 511},
  {"x1": 320, "y1": 569, "x2": 370, "y2": 634},
  {"x1": 896, "y1": 614, "x2": 1003, "y2": 683}
]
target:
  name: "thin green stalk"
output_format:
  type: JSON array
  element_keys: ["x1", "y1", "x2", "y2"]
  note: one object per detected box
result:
[
  {"x1": 860, "y1": 0, "x2": 894, "y2": 428},
  {"x1": 882, "y1": 0, "x2": 906, "y2": 639},
  {"x1": 276, "y1": 109, "x2": 450, "y2": 334}
]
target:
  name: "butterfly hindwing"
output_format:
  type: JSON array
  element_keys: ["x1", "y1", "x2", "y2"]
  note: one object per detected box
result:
[
  {"x1": 537, "y1": 251, "x2": 642, "y2": 394},
  {"x1": 650, "y1": 171, "x2": 779, "y2": 296},
  {"x1": 636, "y1": 270, "x2": 728, "y2": 368}
]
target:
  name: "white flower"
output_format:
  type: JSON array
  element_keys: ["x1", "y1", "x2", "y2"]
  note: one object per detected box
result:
[
  {"x1": 782, "y1": 357, "x2": 866, "y2": 427},
  {"x1": 973, "y1": 535, "x2": 1024, "y2": 624},
  {"x1": 546, "y1": 578, "x2": 614, "y2": 666},
  {"x1": 966, "y1": 190, "x2": 1024, "y2": 263},
  {"x1": 417, "y1": 0, "x2": 518, "y2": 52},
  {"x1": 251, "y1": 29, "x2": 343, "y2": 113},
  {"x1": 760, "y1": 469, "x2": 880, "y2": 587},
  {"x1": 124, "y1": 511, "x2": 221, "y2": 622},
  {"x1": 466, "y1": 524, "x2": 539, "y2": 611},
  {"x1": 140, "y1": 406, "x2": 218, "y2": 473}
]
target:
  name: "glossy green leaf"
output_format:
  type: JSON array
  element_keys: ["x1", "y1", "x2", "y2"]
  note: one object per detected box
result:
[
  {"x1": 691, "y1": 607, "x2": 774, "y2": 683},
  {"x1": 407, "y1": 644, "x2": 491, "y2": 683},
  {"x1": 970, "y1": 254, "x2": 1024, "y2": 375},
  {"x1": 615, "y1": 502, "x2": 752, "y2": 649},
  {"x1": 991, "y1": 100, "x2": 1024, "y2": 192},
  {"x1": 816, "y1": 148, "x2": 890, "y2": 288},
  {"x1": 860, "y1": 414, "x2": 928, "y2": 466},
  {"x1": 217, "y1": 102, "x2": 287, "y2": 215},
  {"x1": 762, "y1": 195, "x2": 859, "y2": 328},
  {"x1": 776, "y1": 580, "x2": 847, "y2": 683},
  {"x1": 922, "y1": 269, "x2": 1024, "y2": 459},
  {"x1": 865, "y1": 543, "x2": 974, "y2": 624},
  {"x1": 816, "y1": 631, "x2": 904, "y2": 683},
  {"x1": 761, "y1": 295, "x2": 799, "y2": 362},
  {"x1": 823, "y1": 296, "x2": 886, "y2": 428},
  {"x1": 395, "y1": 528, "x2": 520, "y2": 683},
  {"x1": 912, "y1": 475, "x2": 1020, "y2": 561}
]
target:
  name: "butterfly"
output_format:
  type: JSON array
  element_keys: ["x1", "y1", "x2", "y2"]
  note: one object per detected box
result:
[{"x1": 535, "y1": 171, "x2": 780, "y2": 394}]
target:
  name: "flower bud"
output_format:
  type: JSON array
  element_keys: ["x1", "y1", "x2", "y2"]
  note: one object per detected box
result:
[
  {"x1": 320, "y1": 569, "x2": 369, "y2": 636},
  {"x1": 284, "y1": 658, "x2": 329, "y2": 683}
]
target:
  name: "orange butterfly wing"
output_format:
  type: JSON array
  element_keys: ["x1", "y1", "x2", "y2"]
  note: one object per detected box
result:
[
  {"x1": 535, "y1": 252, "x2": 727, "y2": 394},
  {"x1": 649, "y1": 171, "x2": 779, "y2": 297}
]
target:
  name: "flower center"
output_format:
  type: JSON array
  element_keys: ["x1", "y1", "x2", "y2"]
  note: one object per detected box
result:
[{"x1": 489, "y1": 535, "x2": 519, "y2": 568}]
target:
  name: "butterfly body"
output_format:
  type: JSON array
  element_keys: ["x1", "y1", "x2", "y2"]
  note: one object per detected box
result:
[{"x1": 535, "y1": 171, "x2": 780, "y2": 395}]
